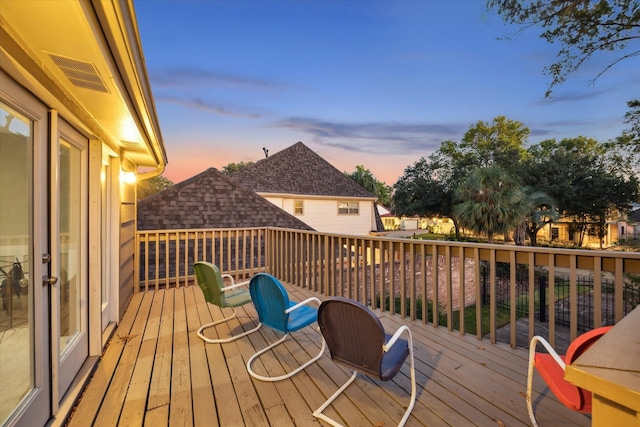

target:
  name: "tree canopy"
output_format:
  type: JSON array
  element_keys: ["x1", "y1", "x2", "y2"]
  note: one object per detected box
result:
[
  {"x1": 345, "y1": 165, "x2": 392, "y2": 206},
  {"x1": 222, "y1": 161, "x2": 254, "y2": 174},
  {"x1": 454, "y1": 166, "x2": 529, "y2": 244},
  {"x1": 488, "y1": 0, "x2": 640, "y2": 96},
  {"x1": 392, "y1": 116, "x2": 639, "y2": 246},
  {"x1": 137, "y1": 175, "x2": 174, "y2": 200}
]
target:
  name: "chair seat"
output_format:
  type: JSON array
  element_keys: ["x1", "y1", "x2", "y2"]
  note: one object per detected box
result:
[
  {"x1": 535, "y1": 353, "x2": 590, "y2": 412},
  {"x1": 224, "y1": 288, "x2": 252, "y2": 307},
  {"x1": 286, "y1": 301, "x2": 318, "y2": 331},
  {"x1": 381, "y1": 333, "x2": 409, "y2": 381}
]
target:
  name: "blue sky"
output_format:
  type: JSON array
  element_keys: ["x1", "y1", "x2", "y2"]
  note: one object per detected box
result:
[{"x1": 135, "y1": 0, "x2": 639, "y2": 185}]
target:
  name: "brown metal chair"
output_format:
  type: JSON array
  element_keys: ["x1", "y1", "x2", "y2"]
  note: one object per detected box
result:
[{"x1": 314, "y1": 297, "x2": 416, "y2": 427}]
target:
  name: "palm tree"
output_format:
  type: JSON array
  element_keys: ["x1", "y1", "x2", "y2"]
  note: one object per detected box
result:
[
  {"x1": 346, "y1": 165, "x2": 392, "y2": 206},
  {"x1": 454, "y1": 167, "x2": 528, "y2": 244},
  {"x1": 522, "y1": 191, "x2": 559, "y2": 246}
]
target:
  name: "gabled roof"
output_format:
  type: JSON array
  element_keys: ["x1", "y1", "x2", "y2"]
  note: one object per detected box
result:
[
  {"x1": 230, "y1": 141, "x2": 375, "y2": 199},
  {"x1": 629, "y1": 208, "x2": 640, "y2": 223},
  {"x1": 137, "y1": 168, "x2": 313, "y2": 231}
]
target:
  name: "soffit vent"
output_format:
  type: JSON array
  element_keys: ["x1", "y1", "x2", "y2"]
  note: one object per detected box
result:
[{"x1": 49, "y1": 53, "x2": 109, "y2": 93}]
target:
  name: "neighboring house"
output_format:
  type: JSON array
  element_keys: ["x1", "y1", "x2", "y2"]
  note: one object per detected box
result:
[
  {"x1": 378, "y1": 208, "x2": 455, "y2": 234},
  {"x1": 0, "y1": 2, "x2": 167, "y2": 426},
  {"x1": 537, "y1": 216, "x2": 621, "y2": 248},
  {"x1": 137, "y1": 168, "x2": 312, "y2": 231},
  {"x1": 231, "y1": 142, "x2": 379, "y2": 235},
  {"x1": 617, "y1": 204, "x2": 640, "y2": 242}
]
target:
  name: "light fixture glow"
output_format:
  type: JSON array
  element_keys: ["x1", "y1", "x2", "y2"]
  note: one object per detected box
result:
[{"x1": 120, "y1": 170, "x2": 136, "y2": 184}]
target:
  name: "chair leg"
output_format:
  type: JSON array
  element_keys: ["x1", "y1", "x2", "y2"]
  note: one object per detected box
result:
[
  {"x1": 400, "y1": 330, "x2": 417, "y2": 427},
  {"x1": 197, "y1": 308, "x2": 262, "y2": 344},
  {"x1": 247, "y1": 333, "x2": 326, "y2": 382},
  {"x1": 313, "y1": 331, "x2": 416, "y2": 427},
  {"x1": 312, "y1": 370, "x2": 359, "y2": 427},
  {"x1": 526, "y1": 341, "x2": 539, "y2": 427}
]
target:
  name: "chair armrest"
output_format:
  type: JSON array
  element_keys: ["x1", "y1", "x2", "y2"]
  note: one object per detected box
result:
[
  {"x1": 383, "y1": 325, "x2": 412, "y2": 352},
  {"x1": 285, "y1": 297, "x2": 321, "y2": 314},
  {"x1": 530, "y1": 335, "x2": 566, "y2": 370}
]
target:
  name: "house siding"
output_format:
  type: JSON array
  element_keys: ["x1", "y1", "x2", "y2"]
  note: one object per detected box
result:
[
  {"x1": 120, "y1": 185, "x2": 136, "y2": 318},
  {"x1": 266, "y1": 197, "x2": 375, "y2": 235}
]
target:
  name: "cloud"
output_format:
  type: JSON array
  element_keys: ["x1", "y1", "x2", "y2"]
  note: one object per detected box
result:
[
  {"x1": 150, "y1": 67, "x2": 283, "y2": 90},
  {"x1": 274, "y1": 117, "x2": 466, "y2": 154},
  {"x1": 533, "y1": 88, "x2": 608, "y2": 105},
  {"x1": 156, "y1": 95, "x2": 269, "y2": 119}
]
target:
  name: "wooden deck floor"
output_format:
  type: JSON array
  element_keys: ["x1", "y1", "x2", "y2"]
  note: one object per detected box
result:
[{"x1": 66, "y1": 284, "x2": 591, "y2": 426}]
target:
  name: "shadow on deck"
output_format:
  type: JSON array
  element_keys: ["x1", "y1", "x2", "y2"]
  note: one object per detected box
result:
[{"x1": 65, "y1": 284, "x2": 590, "y2": 426}]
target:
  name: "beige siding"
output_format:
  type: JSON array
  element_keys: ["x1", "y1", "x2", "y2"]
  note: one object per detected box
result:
[
  {"x1": 265, "y1": 197, "x2": 374, "y2": 235},
  {"x1": 120, "y1": 184, "x2": 136, "y2": 318}
]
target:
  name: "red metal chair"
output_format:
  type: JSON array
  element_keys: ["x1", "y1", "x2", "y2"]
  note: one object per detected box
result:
[{"x1": 526, "y1": 325, "x2": 613, "y2": 426}]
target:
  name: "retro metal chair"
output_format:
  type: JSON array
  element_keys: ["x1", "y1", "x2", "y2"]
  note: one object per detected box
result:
[
  {"x1": 526, "y1": 325, "x2": 613, "y2": 426},
  {"x1": 246, "y1": 273, "x2": 325, "y2": 382},
  {"x1": 313, "y1": 297, "x2": 416, "y2": 427},
  {"x1": 193, "y1": 261, "x2": 261, "y2": 344}
]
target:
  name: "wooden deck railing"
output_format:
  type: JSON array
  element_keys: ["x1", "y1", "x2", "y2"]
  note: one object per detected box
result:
[{"x1": 136, "y1": 227, "x2": 640, "y2": 349}]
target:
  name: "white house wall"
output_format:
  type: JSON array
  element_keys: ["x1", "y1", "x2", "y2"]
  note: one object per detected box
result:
[{"x1": 264, "y1": 196, "x2": 374, "y2": 235}]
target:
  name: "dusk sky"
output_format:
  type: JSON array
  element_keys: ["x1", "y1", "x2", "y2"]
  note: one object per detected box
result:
[{"x1": 135, "y1": 0, "x2": 639, "y2": 186}]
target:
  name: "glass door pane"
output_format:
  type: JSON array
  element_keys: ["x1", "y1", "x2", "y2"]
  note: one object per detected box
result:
[
  {"x1": 0, "y1": 102, "x2": 34, "y2": 423},
  {"x1": 59, "y1": 140, "x2": 82, "y2": 355},
  {"x1": 56, "y1": 123, "x2": 88, "y2": 397}
]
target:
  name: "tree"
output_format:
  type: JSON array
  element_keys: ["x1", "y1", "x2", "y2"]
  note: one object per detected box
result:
[
  {"x1": 392, "y1": 117, "x2": 530, "y2": 241},
  {"x1": 222, "y1": 161, "x2": 254, "y2": 174},
  {"x1": 521, "y1": 190, "x2": 559, "y2": 246},
  {"x1": 345, "y1": 165, "x2": 392, "y2": 206},
  {"x1": 460, "y1": 115, "x2": 530, "y2": 170},
  {"x1": 137, "y1": 175, "x2": 174, "y2": 200},
  {"x1": 624, "y1": 99, "x2": 640, "y2": 143},
  {"x1": 522, "y1": 137, "x2": 639, "y2": 246},
  {"x1": 488, "y1": 0, "x2": 640, "y2": 96},
  {"x1": 454, "y1": 167, "x2": 529, "y2": 244},
  {"x1": 392, "y1": 156, "x2": 462, "y2": 239}
]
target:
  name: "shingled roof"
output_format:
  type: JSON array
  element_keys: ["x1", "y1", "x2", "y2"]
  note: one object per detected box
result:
[
  {"x1": 230, "y1": 141, "x2": 375, "y2": 198},
  {"x1": 137, "y1": 168, "x2": 313, "y2": 231}
]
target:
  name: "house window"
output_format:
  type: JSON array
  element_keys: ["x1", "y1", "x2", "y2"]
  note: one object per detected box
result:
[
  {"x1": 338, "y1": 201, "x2": 359, "y2": 215},
  {"x1": 294, "y1": 200, "x2": 304, "y2": 215},
  {"x1": 551, "y1": 227, "x2": 559, "y2": 241}
]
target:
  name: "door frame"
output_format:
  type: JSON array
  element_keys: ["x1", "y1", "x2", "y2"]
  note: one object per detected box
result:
[{"x1": 0, "y1": 70, "x2": 51, "y2": 427}]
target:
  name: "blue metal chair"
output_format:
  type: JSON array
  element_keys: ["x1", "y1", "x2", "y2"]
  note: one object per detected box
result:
[
  {"x1": 193, "y1": 261, "x2": 261, "y2": 344},
  {"x1": 246, "y1": 273, "x2": 325, "y2": 382},
  {"x1": 313, "y1": 297, "x2": 416, "y2": 427}
]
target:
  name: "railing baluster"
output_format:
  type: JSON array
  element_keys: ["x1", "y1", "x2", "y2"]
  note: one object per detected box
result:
[
  {"x1": 133, "y1": 227, "x2": 640, "y2": 350},
  {"x1": 510, "y1": 251, "x2": 517, "y2": 348}
]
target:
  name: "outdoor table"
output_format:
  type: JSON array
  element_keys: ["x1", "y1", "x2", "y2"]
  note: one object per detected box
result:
[{"x1": 564, "y1": 304, "x2": 640, "y2": 426}]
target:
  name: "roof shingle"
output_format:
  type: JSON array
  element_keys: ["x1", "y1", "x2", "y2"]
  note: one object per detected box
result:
[
  {"x1": 230, "y1": 141, "x2": 375, "y2": 198},
  {"x1": 137, "y1": 168, "x2": 313, "y2": 231}
]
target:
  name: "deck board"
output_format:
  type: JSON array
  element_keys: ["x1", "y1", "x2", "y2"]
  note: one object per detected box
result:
[{"x1": 66, "y1": 284, "x2": 591, "y2": 426}]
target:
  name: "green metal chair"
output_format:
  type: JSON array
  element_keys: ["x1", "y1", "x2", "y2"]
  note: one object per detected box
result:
[{"x1": 193, "y1": 261, "x2": 261, "y2": 344}]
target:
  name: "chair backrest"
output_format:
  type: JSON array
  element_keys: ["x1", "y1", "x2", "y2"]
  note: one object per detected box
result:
[
  {"x1": 249, "y1": 273, "x2": 290, "y2": 332},
  {"x1": 318, "y1": 297, "x2": 387, "y2": 379},
  {"x1": 565, "y1": 325, "x2": 614, "y2": 364},
  {"x1": 193, "y1": 262, "x2": 226, "y2": 307}
]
